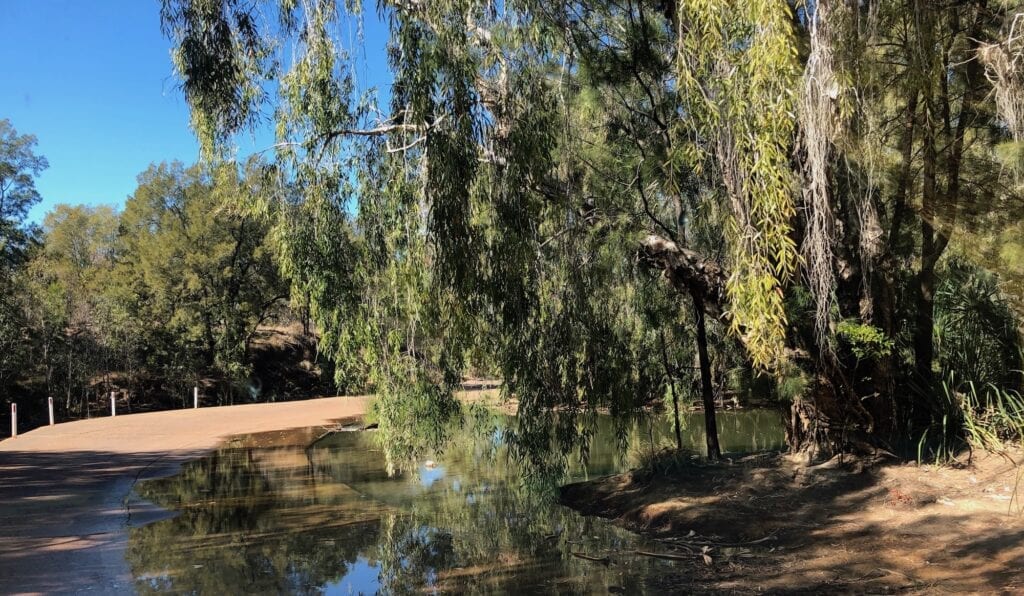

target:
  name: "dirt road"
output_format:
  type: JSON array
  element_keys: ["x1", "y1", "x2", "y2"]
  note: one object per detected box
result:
[{"x1": 0, "y1": 396, "x2": 369, "y2": 595}]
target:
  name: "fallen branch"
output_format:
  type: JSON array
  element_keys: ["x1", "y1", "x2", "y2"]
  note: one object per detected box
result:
[
  {"x1": 636, "y1": 549, "x2": 715, "y2": 566},
  {"x1": 634, "y1": 550, "x2": 698, "y2": 561},
  {"x1": 655, "y1": 530, "x2": 777, "y2": 548},
  {"x1": 571, "y1": 552, "x2": 610, "y2": 565}
]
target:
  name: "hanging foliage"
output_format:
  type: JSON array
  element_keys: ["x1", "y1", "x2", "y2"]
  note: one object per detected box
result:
[{"x1": 673, "y1": 0, "x2": 800, "y2": 368}]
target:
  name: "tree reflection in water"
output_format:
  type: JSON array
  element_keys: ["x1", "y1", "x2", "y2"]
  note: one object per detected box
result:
[{"x1": 128, "y1": 409, "x2": 783, "y2": 593}]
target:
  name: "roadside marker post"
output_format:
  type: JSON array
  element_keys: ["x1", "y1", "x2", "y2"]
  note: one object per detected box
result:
[
  {"x1": 194, "y1": 386, "x2": 199, "y2": 409},
  {"x1": 48, "y1": 396, "x2": 54, "y2": 425},
  {"x1": 10, "y1": 403, "x2": 16, "y2": 438},
  {"x1": 110, "y1": 391, "x2": 116, "y2": 417}
]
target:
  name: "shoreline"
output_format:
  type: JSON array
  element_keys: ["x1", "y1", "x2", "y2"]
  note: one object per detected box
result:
[{"x1": 0, "y1": 396, "x2": 371, "y2": 595}]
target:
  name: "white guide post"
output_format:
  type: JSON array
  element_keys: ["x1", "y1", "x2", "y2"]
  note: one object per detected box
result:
[
  {"x1": 48, "y1": 396, "x2": 54, "y2": 426},
  {"x1": 110, "y1": 391, "x2": 116, "y2": 417},
  {"x1": 10, "y1": 403, "x2": 16, "y2": 438},
  {"x1": 193, "y1": 386, "x2": 199, "y2": 409}
]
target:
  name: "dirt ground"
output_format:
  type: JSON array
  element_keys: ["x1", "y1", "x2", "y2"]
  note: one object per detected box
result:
[
  {"x1": 0, "y1": 396, "x2": 372, "y2": 595},
  {"x1": 560, "y1": 449, "x2": 1024, "y2": 594}
]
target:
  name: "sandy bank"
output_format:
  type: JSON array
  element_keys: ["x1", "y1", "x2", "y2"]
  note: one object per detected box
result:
[{"x1": 0, "y1": 396, "x2": 369, "y2": 595}]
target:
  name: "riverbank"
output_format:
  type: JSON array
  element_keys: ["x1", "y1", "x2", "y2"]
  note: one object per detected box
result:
[
  {"x1": 0, "y1": 396, "x2": 372, "y2": 595},
  {"x1": 560, "y1": 450, "x2": 1024, "y2": 594},
  {"x1": 9, "y1": 391, "x2": 1015, "y2": 594}
]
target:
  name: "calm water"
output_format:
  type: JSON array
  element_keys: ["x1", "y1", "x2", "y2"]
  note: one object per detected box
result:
[{"x1": 127, "y1": 409, "x2": 783, "y2": 594}]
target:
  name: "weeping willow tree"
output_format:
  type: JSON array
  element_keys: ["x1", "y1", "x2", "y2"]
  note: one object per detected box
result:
[{"x1": 162, "y1": 0, "x2": 1024, "y2": 464}]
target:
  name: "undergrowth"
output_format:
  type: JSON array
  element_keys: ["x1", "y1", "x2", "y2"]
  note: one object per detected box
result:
[{"x1": 915, "y1": 373, "x2": 1024, "y2": 464}]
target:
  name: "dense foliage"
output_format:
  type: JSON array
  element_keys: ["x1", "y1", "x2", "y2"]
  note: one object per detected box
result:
[
  {"x1": 7, "y1": 1, "x2": 1024, "y2": 470},
  {"x1": 0, "y1": 120, "x2": 46, "y2": 411},
  {"x1": 1, "y1": 157, "x2": 298, "y2": 426},
  {"x1": 153, "y1": 0, "x2": 1024, "y2": 468}
]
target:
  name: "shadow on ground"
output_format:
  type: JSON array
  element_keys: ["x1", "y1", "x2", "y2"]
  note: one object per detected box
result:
[
  {"x1": 560, "y1": 453, "x2": 1024, "y2": 594},
  {"x1": 0, "y1": 448, "x2": 209, "y2": 594}
]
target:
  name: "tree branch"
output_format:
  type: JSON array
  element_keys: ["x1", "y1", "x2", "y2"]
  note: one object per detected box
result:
[{"x1": 638, "y1": 234, "x2": 728, "y2": 319}]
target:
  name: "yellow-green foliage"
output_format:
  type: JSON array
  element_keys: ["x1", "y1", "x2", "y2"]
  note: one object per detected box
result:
[
  {"x1": 158, "y1": 0, "x2": 1024, "y2": 459},
  {"x1": 674, "y1": 0, "x2": 800, "y2": 369}
]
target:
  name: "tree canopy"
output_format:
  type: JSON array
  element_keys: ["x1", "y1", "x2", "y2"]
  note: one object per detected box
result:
[
  {"x1": 0, "y1": 119, "x2": 48, "y2": 404},
  {"x1": 0, "y1": 119, "x2": 47, "y2": 272},
  {"x1": 1, "y1": 0, "x2": 1022, "y2": 470},
  {"x1": 1, "y1": 156, "x2": 301, "y2": 425},
  {"x1": 155, "y1": 0, "x2": 1024, "y2": 468}
]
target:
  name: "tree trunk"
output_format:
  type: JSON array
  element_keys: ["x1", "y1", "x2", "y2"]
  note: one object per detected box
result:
[
  {"x1": 640, "y1": 234, "x2": 875, "y2": 457},
  {"x1": 916, "y1": 12, "x2": 982, "y2": 394},
  {"x1": 659, "y1": 330, "x2": 683, "y2": 451},
  {"x1": 303, "y1": 291, "x2": 311, "y2": 336},
  {"x1": 693, "y1": 296, "x2": 721, "y2": 460},
  {"x1": 871, "y1": 89, "x2": 918, "y2": 414},
  {"x1": 914, "y1": 94, "x2": 940, "y2": 389},
  {"x1": 914, "y1": 255, "x2": 937, "y2": 387}
]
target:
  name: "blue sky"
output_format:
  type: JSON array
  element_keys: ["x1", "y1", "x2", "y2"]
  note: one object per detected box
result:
[{"x1": 1, "y1": 1, "x2": 390, "y2": 224}]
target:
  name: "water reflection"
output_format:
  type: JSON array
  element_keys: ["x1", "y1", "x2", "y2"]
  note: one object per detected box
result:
[
  {"x1": 576, "y1": 409, "x2": 787, "y2": 476},
  {"x1": 128, "y1": 410, "x2": 783, "y2": 594}
]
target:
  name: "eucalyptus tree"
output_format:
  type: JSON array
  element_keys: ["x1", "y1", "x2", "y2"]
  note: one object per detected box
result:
[
  {"x1": 0, "y1": 119, "x2": 47, "y2": 272},
  {"x1": 0, "y1": 120, "x2": 47, "y2": 403},
  {"x1": 25, "y1": 204, "x2": 121, "y2": 410},
  {"x1": 162, "y1": 0, "x2": 705, "y2": 470},
  {"x1": 786, "y1": 1, "x2": 1024, "y2": 443},
  {"x1": 119, "y1": 162, "x2": 288, "y2": 400},
  {"x1": 161, "y1": 0, "x2": 1024, "y2": 464}
]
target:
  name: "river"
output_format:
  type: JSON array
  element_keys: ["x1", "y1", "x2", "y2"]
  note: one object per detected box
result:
[{"x1": 127, "y1": 409, "x2": 784, "y2": 593}]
